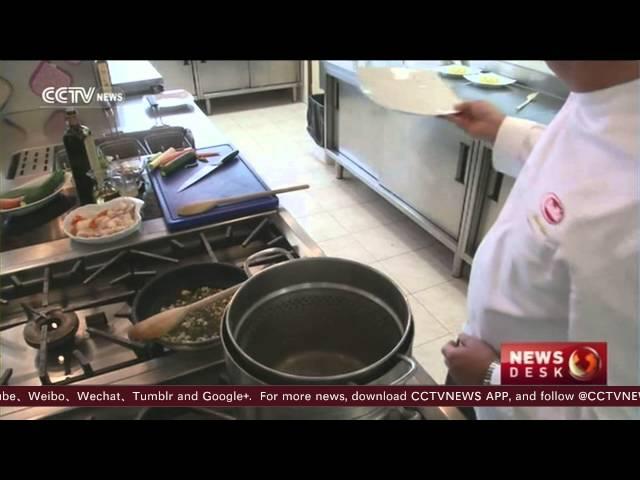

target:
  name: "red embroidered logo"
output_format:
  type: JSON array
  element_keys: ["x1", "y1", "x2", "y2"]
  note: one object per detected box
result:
[{"x1": 541, "y1": 193, "x2": 564, "y2": 225}]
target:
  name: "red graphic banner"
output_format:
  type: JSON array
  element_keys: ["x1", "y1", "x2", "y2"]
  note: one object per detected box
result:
[
  {"x1": 2, "y1": 385, "x2": 639, "y2": 408},
  {"x1": 501, "y1": 342, "x2": 607, "y2": 385}
]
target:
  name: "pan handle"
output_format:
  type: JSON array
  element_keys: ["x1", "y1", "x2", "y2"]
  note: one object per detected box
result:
[
  {"x1": 390, "y1": 354, "x2": 417, "y2": 386},
  {"x1": 243, "y1": 247, "x2": 295, "y2": 277}
]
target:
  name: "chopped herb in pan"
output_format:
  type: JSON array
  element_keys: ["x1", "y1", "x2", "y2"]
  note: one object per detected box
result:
[{"x1": 160, "y1": 286, "x2": 231, "y2": 344}]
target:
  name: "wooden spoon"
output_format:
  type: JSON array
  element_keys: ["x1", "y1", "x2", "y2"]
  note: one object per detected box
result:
[
  {"x1": 128, "y1": 283, "x2": 242, "y2": 342},
  {"x1": 177, "y1": 184, "x2": 310, "y2": 217}
]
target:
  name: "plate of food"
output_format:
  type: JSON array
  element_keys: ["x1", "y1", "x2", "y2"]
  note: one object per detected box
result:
[
  {"x1": 0, "y1": 170, "x2": 69, "y2": 217},
  {"x1": 63, "y1": 197, "x2": 144, "y2": 244},
  {"x1": 434, "y1": 64, "x2": 480, "y2": 77},
  {"x1": 463, "y1": 72, "x2": 517, "y2": 88}
]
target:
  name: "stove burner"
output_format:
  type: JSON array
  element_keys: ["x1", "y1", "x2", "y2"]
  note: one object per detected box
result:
[{"x1": 23, "y1": 310, "x2": 79, "y2": 350}]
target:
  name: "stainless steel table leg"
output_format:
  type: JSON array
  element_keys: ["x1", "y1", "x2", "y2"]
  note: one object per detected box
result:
[
  {"x1": 335, "y1": 163, "x2": 344, "y2": 179},
  {"x1": 451, "y1": 251, "x2": 465, "y2": 278},
  {"x1": 324, "y1": 152, "x2": 335, "y2": 166}
]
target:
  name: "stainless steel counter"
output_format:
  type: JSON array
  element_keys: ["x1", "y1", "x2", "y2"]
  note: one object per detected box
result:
[
  {"x1": 323, "y1": 60, "x2": 566, "y2": 125},
  {"x1": 0, "y1": 92, "x2": 303, "y2": 269},
  {"x1": 321, "y1": 61, "x2": 568, "y2": 277}
]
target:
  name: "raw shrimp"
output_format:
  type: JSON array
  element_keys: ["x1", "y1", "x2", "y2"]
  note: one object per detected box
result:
[{"x1": 71, "y1": 200, "x2": 138, "y2": 238}]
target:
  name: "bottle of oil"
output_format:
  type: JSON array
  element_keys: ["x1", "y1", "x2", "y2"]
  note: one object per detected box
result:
[{"x1": 62, "y1": 109, "x2": 105, "y2": 204}]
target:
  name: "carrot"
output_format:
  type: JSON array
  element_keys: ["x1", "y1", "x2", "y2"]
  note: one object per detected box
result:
[
  {"x1": 0, "y1": 197, "x2": 23, "y2": 210},
  {"x1": 159, "y1": 147, "x2": 193, "y2": 167},
  {"x1": 162, "y1": 148, "x2": 195, "y2": 167},
  {"x1": 149, "y1": 147, "x2": 176, "y2": 170}
]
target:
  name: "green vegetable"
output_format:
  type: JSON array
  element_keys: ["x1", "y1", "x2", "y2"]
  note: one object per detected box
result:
[
  {"x1": 146, "y1": 152, "x2": 163, "y2": 171},
  {"x1": 0, "y1": 186, "x2": 30, "y2": 200},
  {"x1": 0, "y1": 170, "x2": 65, "y2": 203},
  {"x1": 161, "y1": 151, "x2": 197, "y2": 177},
  {"x1": 24, "y1": 170, "x2": 65, "y2": 204}
]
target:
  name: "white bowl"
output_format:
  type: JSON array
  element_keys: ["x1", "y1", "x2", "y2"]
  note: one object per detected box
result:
[{"x1": 63, "y1": 197, "x2": 145, "y2": 245}]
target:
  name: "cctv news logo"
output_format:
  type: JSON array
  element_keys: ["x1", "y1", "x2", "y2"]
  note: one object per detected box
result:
[
  {"x1": 501, "y1": 342, "x2": 607, "y2": 385},
  {"x1": 42, "y1": 87, "x2": 125, "y2": 106}
]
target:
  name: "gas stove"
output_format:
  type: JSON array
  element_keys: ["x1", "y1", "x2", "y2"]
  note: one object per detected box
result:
[
  {"x1": 0, "y1": 210, "x2": 310, "y2": 386},
  {"x1": 0, "y1": 209, "x2": 464, "y2": 420}
]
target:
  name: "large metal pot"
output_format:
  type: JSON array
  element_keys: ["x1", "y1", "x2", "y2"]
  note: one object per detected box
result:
[
  {"x1": 220, "y1": 315, "x2": 416, "y2": 420},
  {"x1": 223, "y1": 250, "x2": 414, "y2": 385}
]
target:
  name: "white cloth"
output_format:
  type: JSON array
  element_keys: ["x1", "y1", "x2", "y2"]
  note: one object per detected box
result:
[{"x1": 464, "y1": 79, "x2": 640, "y2": 420}]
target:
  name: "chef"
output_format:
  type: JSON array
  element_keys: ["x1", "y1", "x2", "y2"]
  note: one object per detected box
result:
[{"x1": 441, "y1": 61, "x2": 639, "y2": 420}]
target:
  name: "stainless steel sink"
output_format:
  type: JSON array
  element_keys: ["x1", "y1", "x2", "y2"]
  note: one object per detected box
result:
[
  {"x1": 52, "y1": 126, "x2": 195, "y2": 171},
  {"x1": 4, "y1": 126, "x2": 195, "y2": 185}
]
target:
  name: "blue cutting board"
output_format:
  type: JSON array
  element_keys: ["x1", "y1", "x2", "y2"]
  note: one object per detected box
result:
[{"x1": 148, "y1": 144, "x2": 279, "y2": 231}]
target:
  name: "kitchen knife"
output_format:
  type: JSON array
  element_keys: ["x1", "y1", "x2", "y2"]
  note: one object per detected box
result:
[
  {"x1": 516, "y1": 92, "x2": 539, "y2": 112},
  {"x1": 177, "y1": 149, "x2": 239, "y2": 192}
]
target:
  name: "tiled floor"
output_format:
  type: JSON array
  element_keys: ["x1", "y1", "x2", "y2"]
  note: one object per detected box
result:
[{"x1": 207, "y1": 91, "x2": 469, "y2": 384}]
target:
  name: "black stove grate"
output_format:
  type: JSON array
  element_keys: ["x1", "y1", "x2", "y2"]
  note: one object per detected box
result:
[{"x1": 0, "y1": 214, "x2": 299, "y2": 387}]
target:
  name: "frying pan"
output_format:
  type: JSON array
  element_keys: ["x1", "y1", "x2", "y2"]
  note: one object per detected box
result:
[{"x1": 131, "y1": 262, "x2": 247, "y2": 351}]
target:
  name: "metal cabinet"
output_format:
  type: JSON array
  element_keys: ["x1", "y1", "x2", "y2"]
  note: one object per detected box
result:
[
  {"x1": 249, "y1": 61, "x2": 299, "y2": 87},
  {"x1": 196, "y1": 61, "x2": 251, "y2": 95},
  {"x1": 337, "y1": 82, "x2": 387, "y2": 179},
  {"x1": 466, "y1": 144, "x2": 515, "y2": 254},
  {"x1": 379, "y1": 112, "x2": 473, "y2": 240},
  {"x1": 149, "y1": 61, "x2": 196, "y2": 95}
]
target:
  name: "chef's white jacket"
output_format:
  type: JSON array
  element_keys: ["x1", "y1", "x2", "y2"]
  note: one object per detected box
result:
[{"x1": 464, "y1": 79, "x2": 640, "y2": 420}]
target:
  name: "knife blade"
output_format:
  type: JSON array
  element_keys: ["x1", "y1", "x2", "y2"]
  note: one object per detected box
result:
[{"x1": 177, "y1": 150, "x2": 239, "y2": 192}]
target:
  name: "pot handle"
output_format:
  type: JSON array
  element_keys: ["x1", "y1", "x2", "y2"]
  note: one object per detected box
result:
[
  {"x1": 243, "y1": 247, "x2": 295, "y2": 277},
  {"x1": 390, "y1": 354, "x2": 417, "y2": 386}
]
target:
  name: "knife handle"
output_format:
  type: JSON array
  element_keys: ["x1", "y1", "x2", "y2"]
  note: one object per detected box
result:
[{"x1": 220, "y1": 150, "x2": 240, "y2": 164}]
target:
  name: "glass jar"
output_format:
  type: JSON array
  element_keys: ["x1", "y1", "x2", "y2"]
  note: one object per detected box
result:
[{"x1": 108, "y1": 160, "x2": 143, "y2": 198}]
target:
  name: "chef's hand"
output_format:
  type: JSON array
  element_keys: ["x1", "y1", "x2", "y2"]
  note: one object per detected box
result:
[
  {"x1": 441, "y1": 333, "x2": 499, "y2": 385},
  {"x1": 445, "y1": 101, "x2": 506, "y2": 144}
]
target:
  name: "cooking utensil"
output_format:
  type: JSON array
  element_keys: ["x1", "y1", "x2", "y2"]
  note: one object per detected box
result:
[
  {"x1": 177, "y1": 149, "x2": 240, "y2": 192},
  {"x1": 177, "y1": 184, "x2": 310, "y2": 217},
  {"x1": 128, "y1": 284, "x2": 241, "y2": 342},
  {"x1": 2, "y1": 117, "x2": 27, "y2": 143},
  {"x1": 221, "y1": 320, "x2": 417, "y2": 420},
  {"x1": 130, "y1": 262, "x2": 247, "y2": 351},
  {"x1": 223, "y1": 253, "x2": 413, "y2": 385},
  {"x1": 29, "y1": 61, "x2": 72, "y2": 96},
  {"x1": 0, "y1": 76, "x2": 13, "y2": 111},
  {"x1": 516, "y1": 92, "x2": 539, "y2": 111}
]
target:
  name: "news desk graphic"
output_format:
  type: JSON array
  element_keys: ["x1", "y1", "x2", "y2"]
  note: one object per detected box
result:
[{"x1": 501, "y1": 342, "x2": 607, "y2": 385}]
